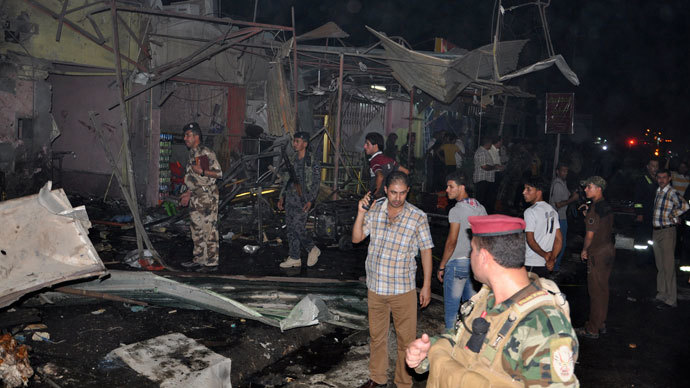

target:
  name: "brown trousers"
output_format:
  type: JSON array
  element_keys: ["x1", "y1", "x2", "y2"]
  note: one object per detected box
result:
[
  {"x1": 367, "y1": 289, "x2": 417, "y2": 388},
  {"x1": 653, "y1": 227, "x2": 677, "y2": 306},
  {"x1": 585, "y1": 245, "x2": 615, "y2": 333}
]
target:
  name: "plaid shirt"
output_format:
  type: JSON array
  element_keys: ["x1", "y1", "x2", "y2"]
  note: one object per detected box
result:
[
  {"x1": 362, "y1": 199, "x2": 434, "y2": 295},
  {"x1": 473, "y1": 146, "x2": 495, "y2": 183},
  {"x1": 653, "y1": 185, "x2": 690, "y2": 227}
]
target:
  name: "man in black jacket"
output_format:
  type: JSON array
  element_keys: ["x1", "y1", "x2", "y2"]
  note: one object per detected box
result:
[{"x1": 633, "y1": 158, "x2": 658, "y2": 265}]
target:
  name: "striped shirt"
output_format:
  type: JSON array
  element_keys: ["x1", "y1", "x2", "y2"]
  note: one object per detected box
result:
[
  {"x1": 671, "y1": 171, "x2": 690, "y2": 195},
  {"x1": 473, "y1": 146, "x2": 495, "y2": 183},
  {"x1": 653, "y1": 185, "x2": 690, "y2": 228},
  {"x1": 362, "y1": 199, "x2": 434, "y2": 295}
]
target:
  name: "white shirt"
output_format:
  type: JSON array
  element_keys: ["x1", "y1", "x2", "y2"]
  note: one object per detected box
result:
[{"x1": 524, "y1": 201, "x2": 560, "y2": 267}]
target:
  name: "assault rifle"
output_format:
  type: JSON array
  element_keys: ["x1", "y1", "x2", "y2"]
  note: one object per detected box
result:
[{"x1": 281, "y1": 143, "x2": 304, "y2": 199}]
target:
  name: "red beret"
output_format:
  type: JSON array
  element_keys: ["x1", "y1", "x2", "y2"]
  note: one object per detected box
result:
[{"x1": 468, "y1": 214, "x2": 526, "y2": 236}]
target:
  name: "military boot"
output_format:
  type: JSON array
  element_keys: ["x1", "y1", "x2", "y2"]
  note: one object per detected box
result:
[
  {"x1": 280, "y1": 257, "x2": 301, "y2": 268},
  {"x1": 307, "y1": 246, "x2": 321, "y2": 267}
]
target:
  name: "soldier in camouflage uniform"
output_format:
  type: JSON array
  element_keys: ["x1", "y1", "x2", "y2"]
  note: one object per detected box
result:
[
  {"x1": 277, "y1": 131, "x2": 321, "y2": 268},
  {"x1": 179, "y1": 123, "x2": 223, "y2": 272},
  {"x1": 406, "y1": 215, "x2": 579, "y2": 387}
]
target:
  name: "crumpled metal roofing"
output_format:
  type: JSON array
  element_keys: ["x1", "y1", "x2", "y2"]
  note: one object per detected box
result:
[
  {"x1": 366, "y1": 26, "x2": 578, "y2": 103},
  {"x1": 297, "y1": 21, "x2": 350, "y2": 41}
]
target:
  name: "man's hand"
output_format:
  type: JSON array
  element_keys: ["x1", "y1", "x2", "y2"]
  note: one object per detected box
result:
[
  {"x1": 580, "y1": 249, "x2": 588, "y2": 261},
  {"x1": 545, "y1": 252, "x2": 555, "y2": 271},
  {"x1": 180, "y1": 191, "x2": 191, "y2": 207},
  {"x1": 277, "y1": 197, "x2": 284, "y2": 210},
  {"x1": 358, "y1": 192, "x2": 372, "y2": 213},
  {"x1": 419, "y1": 285, "x2": 431, "y2": 308},
  {"x1": 191, "y1": 164, "x2": 203, "y2": 175},
  {"x1": 405, "y1": 334, "x2": 431, "y2": 368},
  {"x1": 437, "y1": 268, "x2": 445, "y2": 283},
  {"x1": 302, "y1": 201, "x2": 312, "y2": 212}
]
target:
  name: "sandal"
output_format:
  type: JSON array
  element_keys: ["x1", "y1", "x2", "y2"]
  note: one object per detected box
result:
[{"x1": 575, "y1": 327, "x2": 599, "y2": 339}]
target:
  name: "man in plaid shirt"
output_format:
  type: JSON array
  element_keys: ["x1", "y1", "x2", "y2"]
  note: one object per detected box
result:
[
  {"x1": 652, "y1": 168, "x2": 690, "y2": 309},
  {"x1": 352, "y1": 171, "x2": 434, "y2": 388}
]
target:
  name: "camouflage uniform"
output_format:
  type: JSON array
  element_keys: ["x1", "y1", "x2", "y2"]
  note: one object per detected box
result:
[
  {"x1": 184, "y1": 145, "x2": 222, "y2": 266},
  {"x1": 417, "y1": 277, "x2": 579, "y2": 387},
  {"x1": 280, "y1": 151, "x2": 321, "y2": 259}
]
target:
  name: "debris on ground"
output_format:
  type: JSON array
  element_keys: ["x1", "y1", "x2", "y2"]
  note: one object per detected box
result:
[
  {"x1": 0, "y1": 333, "x2": 34, "y2": 388},
  {"x1": 105, "y1": 333, "x2": 232, "y2": 388}
]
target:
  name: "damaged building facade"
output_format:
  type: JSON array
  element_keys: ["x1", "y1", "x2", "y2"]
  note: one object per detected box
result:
[{"x1": 1, "y1": 1, "x2": 584, "y2": 386}]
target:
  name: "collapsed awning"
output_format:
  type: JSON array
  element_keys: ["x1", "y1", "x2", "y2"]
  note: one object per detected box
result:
[
  {"x1": 297, "y1": 22, "x2": 350, "y2": 41},
  {"x1": 0, "y1": 182, "x2": 106, "y2": 308},
  {"x1": 366, "y1": 26, "x2": 579, "y2": 103}
]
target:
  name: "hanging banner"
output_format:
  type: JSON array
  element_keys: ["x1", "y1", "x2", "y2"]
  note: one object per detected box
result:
[{"x1": 545, "y1": 93, "x2": 574, "y2": 134}]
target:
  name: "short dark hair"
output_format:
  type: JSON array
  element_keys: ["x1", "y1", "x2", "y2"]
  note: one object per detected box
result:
[
  {"x1": 657, "y1": 168, "x2": 670, "y2": 176},
  {"x1": 556, "y1": 162, "x2": 568, "y2": 170},
  {"x1": 294, "y1": 131, "x2": 310, "y2": 143},
  {"x1": 183, "y1": 122, "x2": 202, "y2": 142},
  {"x1": 385, "y1": 170, "x2": 410, "y2": 188},
  {"x1": 524, "y1": 176, "x2": 547, "y2": 193},
  {"x1": 446, "y1": 170, "x2": 465, "y2": 186},
  {"x1": 474, "y1": 232, "x2": 526, "y2": 268},
  {"x1": 365, "y1": 132, "x2": 384, "y2": 151}
]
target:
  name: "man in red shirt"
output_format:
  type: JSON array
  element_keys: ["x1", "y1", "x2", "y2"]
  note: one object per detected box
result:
[{"x1": 363, "y1": 132, "x2": 409, "y2": 197}]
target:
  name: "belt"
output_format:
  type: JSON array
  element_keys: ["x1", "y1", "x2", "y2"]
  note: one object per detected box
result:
[{"x1": 653, "y1": 225, "x2": 675, "y2": 230}]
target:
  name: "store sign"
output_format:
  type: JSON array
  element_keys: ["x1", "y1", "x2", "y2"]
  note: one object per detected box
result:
[{"x1": 545, "y1": 93, "x2": 574, "y2": 134}]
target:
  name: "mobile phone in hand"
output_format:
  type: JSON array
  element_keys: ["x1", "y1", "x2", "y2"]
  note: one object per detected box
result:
[{"x1": 362, "y1": 192, "x2": 375, "y2": 210}]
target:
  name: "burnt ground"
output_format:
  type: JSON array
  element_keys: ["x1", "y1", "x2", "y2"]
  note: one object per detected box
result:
[{"x1": 3, "y1": 198, "x2": 690, "y2": 388}]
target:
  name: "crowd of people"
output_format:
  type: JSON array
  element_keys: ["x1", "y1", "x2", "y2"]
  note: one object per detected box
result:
[
  {"x1": 175, "y1": 125, "x2": 689, "y2": 387},
  {"x1": 350, "y1": 132, "x2": 689, "y2": 387}
]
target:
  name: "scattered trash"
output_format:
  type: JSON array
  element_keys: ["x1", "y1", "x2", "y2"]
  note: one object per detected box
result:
[
  {"x1": 168, "y1": 310, "x2": 177, "y2": 314},
  {"x1": 23, "y1": 323, "x2": 48, "y2": 331},
  {"x1": 626, "y1": 296, "x2": 637, "y2": 302},
  {"x1": 222, "y1": 231, "x2": 235, "y2": 241},
  {"x1": 31, "y1": 332, "x2": 50, "y2": 342},
  {"x1": 13, "y1": 335, "x2": 25, "y2": 344},
  {"x1": 97, "y1": 356, "x2": 127, "y2": 372},
  {"x1": 106, "y1": 333, "x2": 232, "y2": 387},
  {"x1": 629, "y1": 343, "x2": 637, "y2": 349},
  {"x1": 111, "y1": 214, "x2": 133, "y2": 223},
  {"x1": 38, "y1": 362, "x2": 59, "y2": 376},
  {"x1": 279, "y1": 294, "x2": 332, "y2": 331},
  {"x1": 91, "y1": 309, "x2": 106, "y2": 315},
  {"x1": 123, "y1": 249, "x2": 164, "y2": 271},
  {"x1": 230, "y1": 323, "x2": 236, "y2": 328},
  {"x1": 130, "y1": 306, "x2": 146, "y2": 313},
  {"x1": 243, "y1": 245, "x2": 260, "y2": 254},
  {"x1": 0, "y1": 333, "x2": 34, "y2": 388}
]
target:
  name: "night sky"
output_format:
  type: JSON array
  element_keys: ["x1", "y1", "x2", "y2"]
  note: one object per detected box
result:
[{"x1": 220, "y1": 0, "x2": 690, "y2": 148}]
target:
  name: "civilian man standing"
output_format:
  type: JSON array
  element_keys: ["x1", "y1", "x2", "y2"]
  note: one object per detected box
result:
[
  {"x1": 523, "y1": 176, "x2": 562, "y2": 277},
  {"x1": 652, "y1": 169, "x2": 689, "y2": 309},
  {"x1": 633, "y1": 158, "x2": 658, "y2": 260},
  {"x1": 363, "y1": 132, "x2": 409, "y2": 198},
  {"x1": 437, "y1": 171, "x2": 486, "y2": 330},
  {"x1": 473, "y1": 136, "x2": 503, "y2": 214},
  {"x1": 352, "y1": 171, "x2": 434, "y2": 388},
  {"x1": 549, "y1": 163, "x2": 579, "y2": 272},
  {"x1": 576, "y1": 176, "x2": 614, "y2": 338}
]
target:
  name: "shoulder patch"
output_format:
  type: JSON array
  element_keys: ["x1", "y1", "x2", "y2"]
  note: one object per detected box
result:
[
  {"x1": 550, "y1": 337, "x2": 575, "y2": 382},
  {"x1": 587, "y1": 217, "x2": 594, "y2": 224}
]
